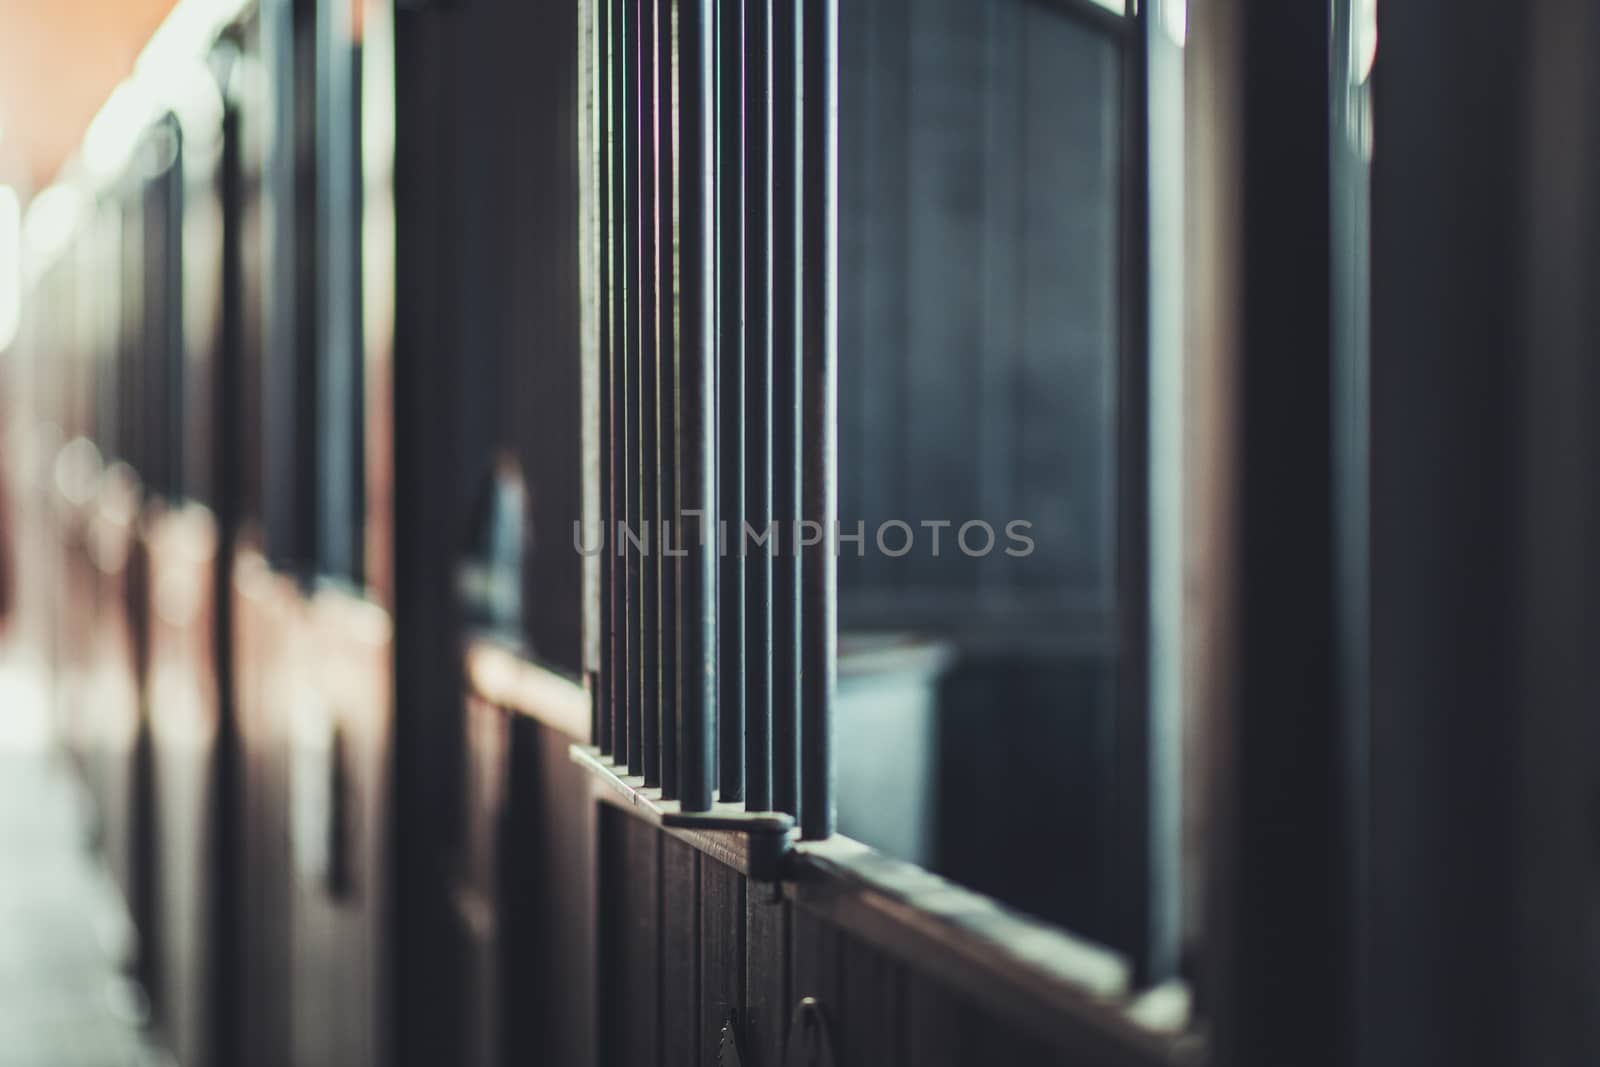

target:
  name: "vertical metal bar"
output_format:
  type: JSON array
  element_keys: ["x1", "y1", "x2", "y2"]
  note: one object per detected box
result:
[
  {"x1": 716, "y1": 0, "x2": 747, "y2": 803},
  {"x1": 769, "y1": 0, "x2": 801, "y2": 820},
  {"x1": 656, "y1": 0, "x2": 682, "y2": 798},
  {"x1": 768, "y1": 0, "x2": 800, "y2": 825},
  {"x1": 743, "y1": 0, "x2": 774, "y2": 813},
  {"x1": 623, "y1": 0, "x2": 643, "y2": 774},
  {"x1": 259, "y1": 0, "x2": 287, "y2": 554},
  {"x1": 609, "y1": 0, "x2": 629, "y2": 760},
  {"x1": 677, "y1": 0, "x2": 718, "y2": 812},
  {"x1": 1128, "y1": 0, "x2": 1181, "y2": 984},
  {"x1": 1329, "y1": 2, "x2": 1372, "y2": 1052},
  {"x1": 140, "y1": 172, "x2": 160, "y2": 489},
  {"x1": 315, "y1": 0, "x2": 363, "y2": 580},
  {"x1": 163, "y1": 127, "x2": 185, "y2": 502},
  {"x1": 598, "y1": 0, "x2": 615, "y2": 755},
  {"x1": 798, "y1": 0, "x2": 837, "y2": 840},
  {"x1": 123, "y1": 195, "x2": 143, "y2": 475},
  {"x1": 639, "y1": 0, "x2": 663, "y2": 787}
]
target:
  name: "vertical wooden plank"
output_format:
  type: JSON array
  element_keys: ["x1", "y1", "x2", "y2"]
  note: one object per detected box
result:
[
  {"x1": 835, "y1": 934, "x2": 905, "y2": 1067},
  {"x1": 597, "y1": 805, "x2": 625, "y2": 1067},
  {"x1": 600, "y1": 805, "x2": 661, "y2": 1066},
  {"x1": 457, "y1": 696, "x2": 507, "y2": 1067},
  {"x1": 660, "y1": 835, "x2": 699, "y2": 1067},
  {"x1": 901, "y1": 977, "x2": 974, "y2": 1067},
  {"x1": 291, "y1": 592, "x2": 392, "y2": 1067},
  {"x1": 788, "y1": 904, "x2": 842, "y2": 1051},
  {"x1": 700, "y1": 858, "x2": 746, "y2": 1064},
  {"x1": 500, "y1": 714, "x2": 599, "y2": 1067},
  {"x1": 233, "y1": 562, "x2": 293, "y2": 1067},
  {"x1": 744, "y1": 885, "x2": 789, "y2": 1067},
  {"x1": 966, "y1": 1013, "x2": 1070, "y2": 1067},
  {"x1": 909, "y1": 979, "x2": 1093, "y2": 1067}
]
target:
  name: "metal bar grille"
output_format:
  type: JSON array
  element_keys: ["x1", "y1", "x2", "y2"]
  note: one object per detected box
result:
[
  {"x1": 595, "y1": 0, "x2": 835, "y2": 832},
  {"x1": 797, "y1": 0, "x2": 837, "y2": 841},
  {"x1": 716, "y1": 0, "x2": 747, "y2": 804},
  {"x1": 677, "y1": 0, "x2": 717, "y2": 813},
  {"x1": 655, "y1": 0, "x2": 682, "y2": 800},
  {"x1": 597, "y1": 0, "x2": 615, "y2": 754},
  {"x1": 769, "y1": 0, "x2": 802, "y2": 821},
  {"x1": 622, "y1": 0, "x2": 643, "y2": 777},
  {"x1": 608, "y1": 0, "x2": 629, "y2": 770},
  {"x1": 742, "y1": 0, "x2": 774, "y2": 814},
  {"x1": 639, "y1": 0, "x2": 663, "y2": 788}
]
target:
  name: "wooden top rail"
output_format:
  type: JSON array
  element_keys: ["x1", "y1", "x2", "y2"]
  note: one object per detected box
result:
[
  {"x1": 470, "y1": 635, "x2": 1202, "y2": 1065},
  {"x1": 464, "y1": 636, "x2": 592, "y2": 742}
]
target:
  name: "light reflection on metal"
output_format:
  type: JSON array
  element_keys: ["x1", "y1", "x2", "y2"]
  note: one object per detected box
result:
[
  {"x1": 1160, "y1": 0, "x2": 1186, "y2": 47},
  {"x1": 782, "y1": 998, "x2": 837, "y2": 1067},
  {"x1": 718, "y1": 1011, "x2": 745, "y2": 1067},
  {"x1": 1354, "y1": 0, "x2": 1378, "y2": 85},
  {"x1": 1348, "y1": 0, "x2": 1377, "y2": 161}
]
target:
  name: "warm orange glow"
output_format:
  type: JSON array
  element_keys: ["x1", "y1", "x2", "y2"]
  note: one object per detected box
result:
[{"x1": 0, "y1": 0, "x2": 180, "y2": 189}]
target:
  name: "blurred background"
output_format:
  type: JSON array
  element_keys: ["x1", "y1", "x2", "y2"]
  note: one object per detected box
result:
[{"x1": 0, "y1": 1, "x2": 1597, "y2": 1066}]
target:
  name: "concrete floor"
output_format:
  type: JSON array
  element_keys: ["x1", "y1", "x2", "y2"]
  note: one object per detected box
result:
[{"x1": 0, "y1": 655, "x2": 167, "y2": 1067}]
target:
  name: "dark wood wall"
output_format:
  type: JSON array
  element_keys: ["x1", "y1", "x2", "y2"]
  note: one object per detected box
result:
[
  {"x1": 393, "y1": 0, "x2": 586, "y2": 1060},
  {"x1": 592, "y1": 793, "x2": 1170, "y2": 1067},
  {"x1": 461, "y1": 699, "x2": 1179, "y2": 1067},
  {"x1": 146, "y1": 509, "x2": 224, "y2": 1067},
  {"x1": 232, "y1": 557, "x2": 294, "y2": 1067}
]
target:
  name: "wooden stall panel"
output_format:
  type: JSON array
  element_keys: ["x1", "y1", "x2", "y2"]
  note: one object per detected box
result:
[
  {"x1": 789, "y1": 907, "x2": 911, "y2": 1067},
  {"x1": 899, "y1": 973, "x2": 1081, "y2": 1067},
  {"x1": 661, "y1": 837, "x2": 698, "y2": 1067},
  {"x1": 583, "y1": 800, "x2": 1192, "y2": 1067},
  {"x1": 290, "y1": 588, "x2": 392, "y2": 1067},
  {"x1": 456, "y1": 694, "x2": 510, "y2": 1067},
  {"x1": 744, "y1": 887, "x2": 791, "y2": 1067},
  {"x1": 900, "y1": 976, "x2": 975, "y2": 1067},
  {"x1": 495, "y1": 708, "x2": 599, "y2": 1067},
  {"x1": 144, "y1": 506, "x2": 223, "y2": 1067},
  {"x1": 85, "y1": 471, "x2": 151, "y2": 974},
  {"x1": 599, "y1": 804, "x2": 660, "y2": 1067},
  {"x1": 231, "y1": 550, "x2": 295, "y2": 1067},
  {"x1": 51, "y1": 446, "x2": 104, "y2": 766},
  {"x1": 700, "y1": 857, "x2": 746, "y2": 1066}
]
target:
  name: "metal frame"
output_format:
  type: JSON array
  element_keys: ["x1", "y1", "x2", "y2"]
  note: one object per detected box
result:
[
  {"x1": 593, "y1": 0, "x2": 832, "y2": 825},
  {"x1": 314, "y1": 0, "x2": 365, "y2": 583}
]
